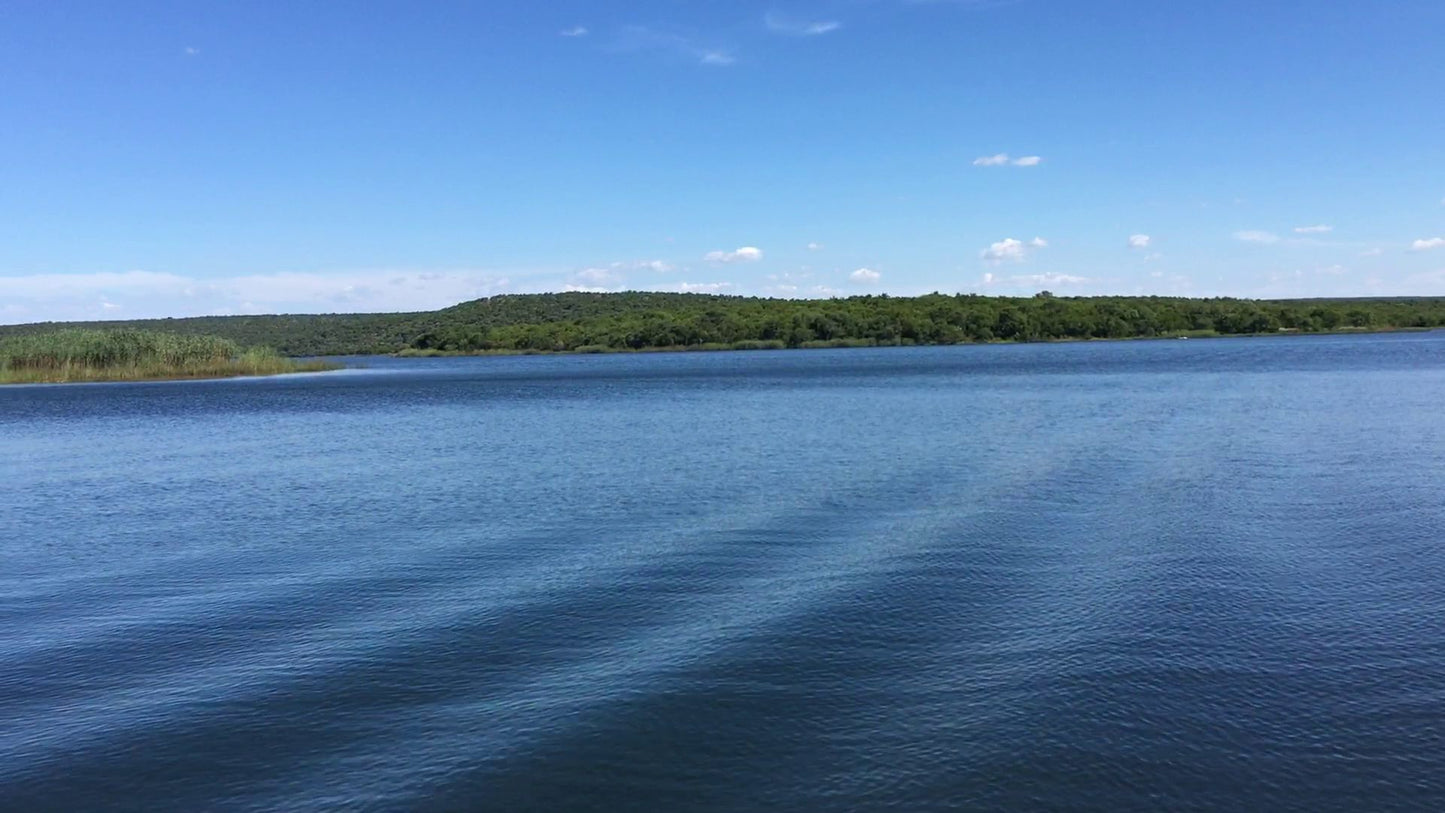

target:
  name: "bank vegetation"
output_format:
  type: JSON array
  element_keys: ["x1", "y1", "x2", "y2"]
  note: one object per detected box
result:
[{"x1": 0, "y1": 330, "x2": 337, "y2": 384}]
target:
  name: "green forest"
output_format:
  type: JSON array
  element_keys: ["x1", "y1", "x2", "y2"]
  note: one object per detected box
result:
[{"x1": 2, "y1": 292, "x2": 1443, "y2": 357}]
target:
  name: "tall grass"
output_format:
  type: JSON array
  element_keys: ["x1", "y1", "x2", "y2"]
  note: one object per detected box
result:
[{"x1": 0, "y1": 329, "x2": 336, "y2": 383}]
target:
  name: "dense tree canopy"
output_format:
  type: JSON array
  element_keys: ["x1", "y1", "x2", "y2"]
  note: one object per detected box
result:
[
  {"x1": 403, "y1": 293, "x2": 1445, "y2": 354},
  {"x1": 3, "y1": 292, "x2": 1443, "y2": 356}
]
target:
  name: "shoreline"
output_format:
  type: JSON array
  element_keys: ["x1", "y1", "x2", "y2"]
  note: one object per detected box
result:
[
  {"x1": 0, "y1": 360, "x2": 341, "y2": 386},
  {"x1": 6, "y1": 326, "x2": 1434, "y2": 377},
  {"x1": 391, "y1": 325, "x2": 1435, "y2": 359}
]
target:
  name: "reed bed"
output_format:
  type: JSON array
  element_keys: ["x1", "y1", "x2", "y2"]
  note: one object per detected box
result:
[{"x1": 0, "y1": 329, "x2": 336, "y2": 383}]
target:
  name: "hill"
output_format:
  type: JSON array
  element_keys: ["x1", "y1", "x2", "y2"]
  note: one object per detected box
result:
[{"x1": 2, "y1": 292, "x2": 1443, "y2": 356}]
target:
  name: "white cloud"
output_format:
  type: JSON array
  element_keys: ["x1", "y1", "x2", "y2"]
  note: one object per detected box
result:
[
  {"x1": 604, "y1": 261, "x2": 670, "y2": 272},
  {"x1": 1359, "y1": 248, "x2": 1384, "y2": 257},
  {"x1": 565, "y1": 259, "x2": 675, "y2": 287},
  {"x1": 1234, "y1": 230, "x2": 1281, "y2": 244},
  {"x1": 981, "y1": 271, "x2": 1089, "y2": 288},
  {"x1": 982, "y1": 238, "x2": 1027, "y2": 262},
  {"x1": 764, "y1": 11, "x2": 841, "y2": 36},
  {"x1": 1294, "y1": 224, "x2": 1333, "y2": 234},
  {"x1": 572, "y1": 267, "x2": 622, "y2": 286},
  {"x1": 1412, "y1": 238, "x2": 1445, "y2": 251},
  {"x1": 972, "y1": 153, "x2": 1041, "y2": 167},
  {"x1": 699, "y1": 50, "x2": 735, "y2": 66},
  {"x1": 807, "y1": 241, "x2": 823, "y2": 251},
  {"x1": 981, "y1": 237, "x2": 1048, "y2": 264},
  {"x1": 673, "y1": 281, "x2": 735, "y2": 294},
  {"x1": 183, "y1": 46, "x2": 200, "y2": 56},
  {"x1": 849, "y1": 267, "x2": 881, "y2": 284},
  {"x1": 560, "y1": 26, "x2": 589, "y2": 37},
  {"x1": 0, "y1": 269, "x2": 517, "y2": 324},
  {"x1": 704, "y1": 246, "x2": 763, "y2": 263},
  {"x1": 1016, "y1": 273, "x2": 1088, "y2": 286},
  {"x1": 16, "y1": 270, "x2": 192, "y2": 295},
  {"x1": 1128, "y1": 234, "x2": 1152, "y2": 249}
]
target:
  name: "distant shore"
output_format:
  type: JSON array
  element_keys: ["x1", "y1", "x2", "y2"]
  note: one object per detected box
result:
[
  {"x1": 393, "y1": 325, "x2": 1431, "y2": 358},
  {"x1": 4, "y1": 292, "x2": 1444, "y2": 359}
]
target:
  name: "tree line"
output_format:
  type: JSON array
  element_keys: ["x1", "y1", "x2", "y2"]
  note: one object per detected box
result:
[
  {"x1": 4, "y1": 292, "x2": 1444, "y2": 356},
  {"x1": 404, "y1": 292, "x2": 1445, "y2": 354}
]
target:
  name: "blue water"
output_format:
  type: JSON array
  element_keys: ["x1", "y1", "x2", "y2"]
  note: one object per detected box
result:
[{"x1": 3, "y1": 333, "x2": 1444, "y2": 811}]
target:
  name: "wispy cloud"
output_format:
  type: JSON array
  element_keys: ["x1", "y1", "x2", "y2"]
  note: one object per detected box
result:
[
  {"x1": 0, "y1": 269, "x2": 518, "y2": 324},
  {"x1": 1128, "y1": 234, "x2": 1152, "y2": 249},
  {"x1": 981, "y1": 237, "x2": 1047, "y2": 264},
  {"x1": 183, "y1": 46, "x2": 200, "y2": 56},
  {"x1": 1234, "y1": 230, "x2": 1280, "y2": 244},
  {"x1": 1014, "y1": 272, "x2": 1088, "y2": 286},
  {"x1": 672, "y1": 281, "x2": 735, "y2": 294},
  {"x1": 981, "y1": 271, "x2": 1088, "y2": 288},
  {"x1": 973, "y1": 153, "x2": 1042, "y2": 167},
  {"x1": 559, "y1": 26, "x2": 589, "y2": 37},
  {"x1": 764, "y1": 11, "x2": 842, "y2": 36},
  {"x1": 614, "y1": 25, "x2": 735, "y2": 67},
  {"x1": 704, "y1": 246, "x2": 763, "y2": 263},
  {"x1": 1412, "y1": 237, "x2": 1445, "y2": 251},
  {"x1": 570, "y1": 267, "x2": 623, "y2": 287},
  {"x1": 807, "y1": 241, "x2": 823, "y2": 251},
  {"x1": 1293, "y1": 224, "x2": 1333, "y2": 234},
  {"x1": 564, "y1": 259, "x2": 677, "y2": 291},
  {"x1": 849, "y1": 267, "x2": 882, "y2": 283}
]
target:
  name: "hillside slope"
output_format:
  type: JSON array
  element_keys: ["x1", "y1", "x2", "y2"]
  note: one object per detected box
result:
[{"x1": 3, "y1": 292, "x2": 1443, "y2": 356}]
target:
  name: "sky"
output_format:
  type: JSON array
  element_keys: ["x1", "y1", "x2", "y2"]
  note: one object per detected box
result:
[{"x1": 2, "y1": 0, "x2": 1443, "y2": 323}]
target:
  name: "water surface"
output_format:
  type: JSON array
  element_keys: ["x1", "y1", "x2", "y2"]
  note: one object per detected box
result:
[{"x1": 3, "y1": 334, "x2": 1443, "y2": 811}]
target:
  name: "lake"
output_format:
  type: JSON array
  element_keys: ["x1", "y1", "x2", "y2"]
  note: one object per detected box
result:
[{"x1": 3, "y1": 333, "x2": 1443, "y2": 811}]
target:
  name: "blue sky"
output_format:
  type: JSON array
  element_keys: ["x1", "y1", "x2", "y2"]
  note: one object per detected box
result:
[{"x1": 2, "y1": 0, "x2": 1443, "y2": 322}]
